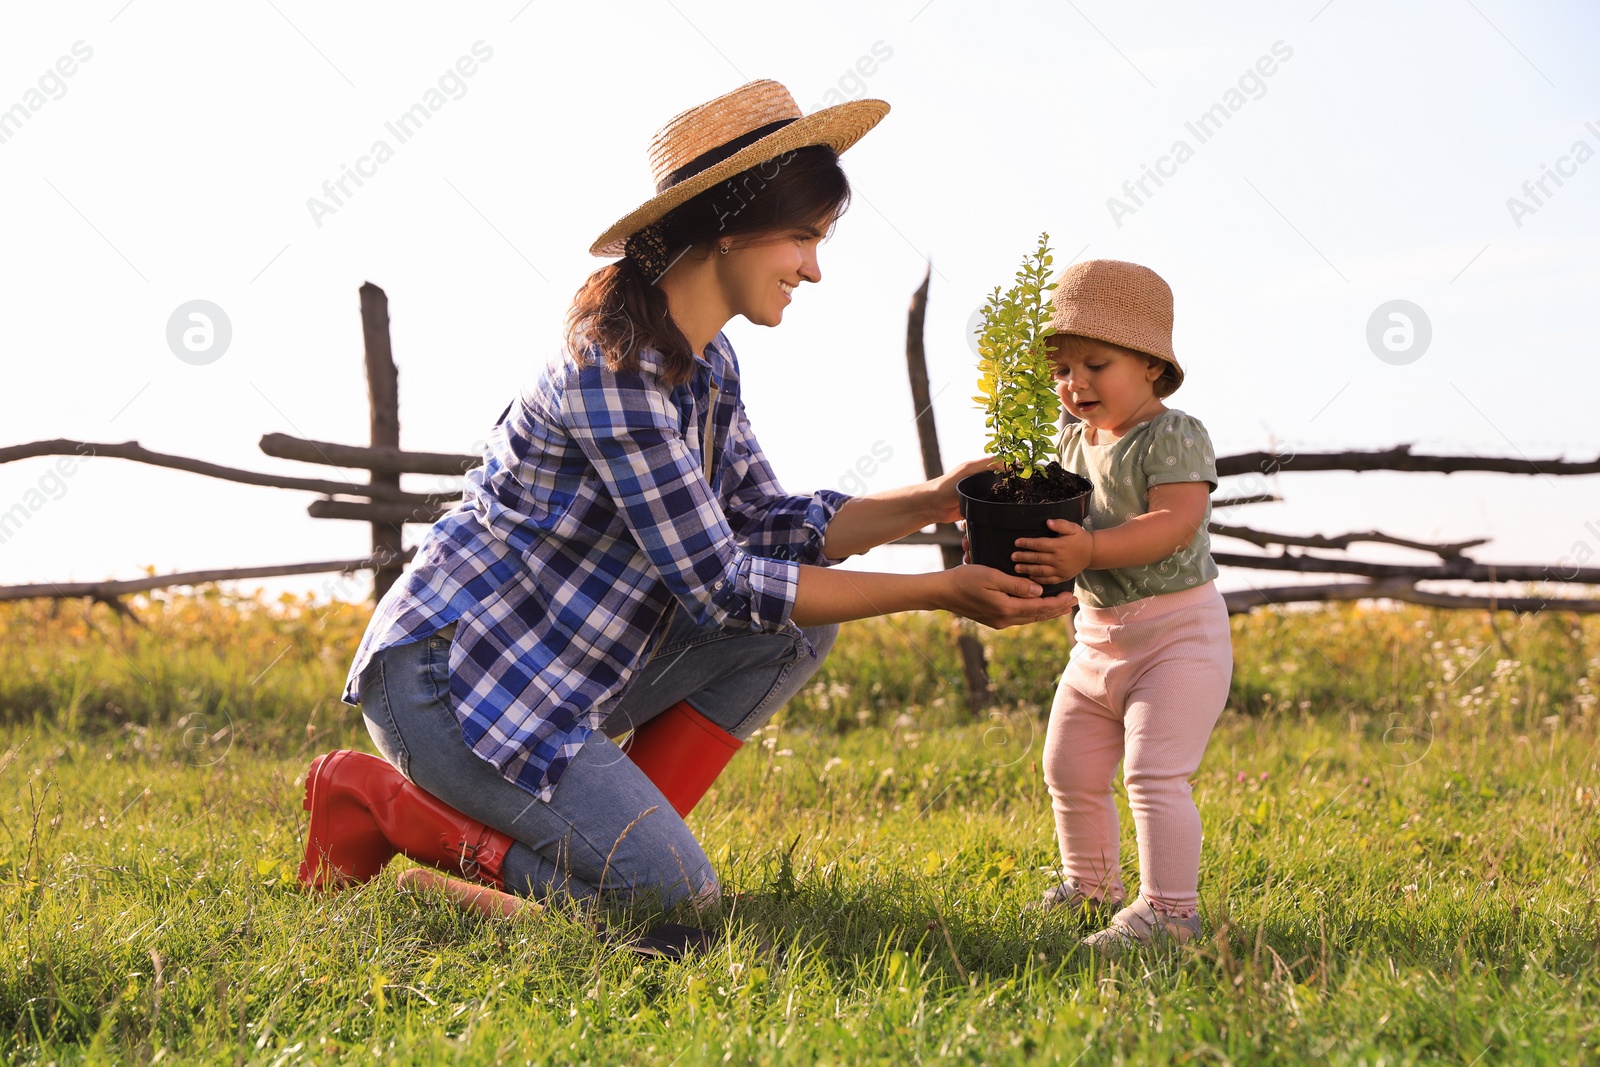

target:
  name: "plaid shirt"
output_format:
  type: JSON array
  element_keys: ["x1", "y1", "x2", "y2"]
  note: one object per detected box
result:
[{"x1": 343, "y1": 333, "x2": 849, "y2": 801}]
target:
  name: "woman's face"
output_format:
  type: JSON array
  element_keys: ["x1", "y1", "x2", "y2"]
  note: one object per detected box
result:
[{"x1": 714, "y1": 223, "x2": 826, "y2": 328}]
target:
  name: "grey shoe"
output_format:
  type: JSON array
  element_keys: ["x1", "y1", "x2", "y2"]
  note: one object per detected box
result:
[
  {"x1": 1032, "y1": 877, "x2": 1124, "y2": 921},
  {"x1": 1082, "y1": 896, "x2": 1202, "y2": 954}
]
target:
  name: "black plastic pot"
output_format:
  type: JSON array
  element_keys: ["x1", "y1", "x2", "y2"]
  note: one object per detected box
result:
[{"x1": 957, "y1": 472, "x2": 1092, "y2": 596}]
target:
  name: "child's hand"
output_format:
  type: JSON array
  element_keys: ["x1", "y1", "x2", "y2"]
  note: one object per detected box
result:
[{"x1": 1011, "y1": 519, "x2": 1094, "y2": 585}]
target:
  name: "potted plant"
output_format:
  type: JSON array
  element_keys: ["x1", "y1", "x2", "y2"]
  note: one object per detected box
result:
[{"x1": 958, "y1": 233, "x2": 1093, "y2": 595}]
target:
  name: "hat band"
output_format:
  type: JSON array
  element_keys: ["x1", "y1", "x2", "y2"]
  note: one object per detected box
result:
[{"x1": 654, "y1": 118, "x2": 798, "y2": 194}]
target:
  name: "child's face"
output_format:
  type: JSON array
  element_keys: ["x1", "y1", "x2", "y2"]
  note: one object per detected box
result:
[{"x1": 1048, "y1": 335, "x2": 1167, "y2": 438}]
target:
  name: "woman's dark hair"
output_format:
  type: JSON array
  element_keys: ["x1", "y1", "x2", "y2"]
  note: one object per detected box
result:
[{"x1": 566, "y1": 144, "x2": 851, "y2": 386}]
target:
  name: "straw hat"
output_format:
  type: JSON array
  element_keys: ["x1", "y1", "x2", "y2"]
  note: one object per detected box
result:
[
  {"x1": 1049, "y1": 259, "x2": 1183, "y2": 393},
  {"x1": 589, "y1": 79, "x2": 889, "y2": 258}
]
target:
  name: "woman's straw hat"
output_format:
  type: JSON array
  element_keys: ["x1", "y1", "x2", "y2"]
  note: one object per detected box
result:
[
  {"x1": 589, "y1": 79, "x2": 889, "y2": 257},
  {"x1": 1048, "y1": 259, "x2": 1183, "y2": 392}
]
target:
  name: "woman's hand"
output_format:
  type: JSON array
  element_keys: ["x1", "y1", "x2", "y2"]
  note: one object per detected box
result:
[
  {"x1": 927, "y1": 457, "x2": 1001, "y2": 525},
  {"x1": 822, "y1": 457, "x2": 998, "y2": 559},
  {"x1": 1011, "y1": 518, "x2": 1094, "y2": 586},
  {"x1": 936, "y1": 565, "x2": 1076, "y2": 629}
]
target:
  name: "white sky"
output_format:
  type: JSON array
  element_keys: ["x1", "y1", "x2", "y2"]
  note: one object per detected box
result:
[{"x1": 3, "y1": 0, "x2": 1597, "y2": 601}]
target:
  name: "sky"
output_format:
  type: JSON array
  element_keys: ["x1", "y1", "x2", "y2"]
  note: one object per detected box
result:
[{"x1": 2, "y1": 0, "x2": 1597, "y2": 605}]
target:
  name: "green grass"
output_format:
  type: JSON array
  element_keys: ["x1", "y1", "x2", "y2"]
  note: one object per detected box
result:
[{"x1": 1, "y1": 592, "x2": 1598, "y2": 1064}]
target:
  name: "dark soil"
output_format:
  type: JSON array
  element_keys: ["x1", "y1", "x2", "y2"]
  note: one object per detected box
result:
[{"x1": 986, "y1": 462, "x2": 1092, "y2": 505}]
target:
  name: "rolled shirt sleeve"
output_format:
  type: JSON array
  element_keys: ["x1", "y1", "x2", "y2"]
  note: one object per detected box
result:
[{"x1": 722, "y1": 403, "x2": 853, "y2": 566}]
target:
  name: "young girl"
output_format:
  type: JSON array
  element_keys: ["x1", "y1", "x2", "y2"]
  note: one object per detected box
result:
[{"x1": 1007, "y1": 259, "x2": 1232, "y2": 951}]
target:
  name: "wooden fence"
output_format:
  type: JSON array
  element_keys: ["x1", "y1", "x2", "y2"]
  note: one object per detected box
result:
[{"x1": 4, "y1": 276, "x2": 1599, "y2": 711}]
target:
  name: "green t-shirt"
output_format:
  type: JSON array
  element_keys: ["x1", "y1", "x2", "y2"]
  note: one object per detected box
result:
[{"x1": 1056, "y1": 408, "x2": 1219, "y2": 608}]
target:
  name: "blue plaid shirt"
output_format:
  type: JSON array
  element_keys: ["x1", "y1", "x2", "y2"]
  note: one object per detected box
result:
[{"x1": 343, "y1": 333, "x2": 849, "y2": 800}]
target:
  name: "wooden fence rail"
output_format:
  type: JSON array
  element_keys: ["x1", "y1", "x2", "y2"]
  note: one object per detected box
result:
[
  {"x1": 0, "y1": 552, "x2": 411, "y2": 606},
  {"x1": 0, "y1": 439, "x2": 434, "y2": 503},
  {"x1": 1216, "y1": 446, "x2": 1600, "y2": 478},
  {"x1": 2, "y1": 272, "x2": 1599, "y2": 666},
  {"x1": 1221, "y1": 580, "x2": 1600, "y2": 615},
  {"x1": 1211, "y1": 552, "x2": 1600, "y2": 585},
  {"x1": 248, "y1": 436, "x2": 1600, "y2": 485},
  {"x1": 258, "y1": 433, "x2": 475, "y2": 477},
  {"x1": 307, "y1": 499, "x2": 446, "y2": 525}
]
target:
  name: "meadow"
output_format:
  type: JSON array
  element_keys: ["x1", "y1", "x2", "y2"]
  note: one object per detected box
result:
[{"x1": 1, "y1": 589, "x2": 1597, "y2": 1064}]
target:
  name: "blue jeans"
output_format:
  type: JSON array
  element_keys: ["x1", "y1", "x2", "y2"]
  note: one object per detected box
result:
[{"x1": 359, "y1": 607, "x2": 837, "y2": 908}]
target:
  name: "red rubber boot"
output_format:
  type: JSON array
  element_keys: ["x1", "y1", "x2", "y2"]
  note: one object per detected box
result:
[
  {"x1": 297, "y1": 751, "x2": 393, "y2": 888},
  {"x1": 624, "y1": 700, "x2": 744, "y2": 818},
  {"x1": 297, "y1": 749, "x2": 516, "y2": 890}
]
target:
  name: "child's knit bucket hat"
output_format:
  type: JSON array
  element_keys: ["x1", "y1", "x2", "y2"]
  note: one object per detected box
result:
[{"x1": 1049, "y1": 259, "x2": 1184, "y2": 395}]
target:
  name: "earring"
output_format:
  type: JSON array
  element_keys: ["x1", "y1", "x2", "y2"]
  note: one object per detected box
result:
[{"x1": 718, "y1": 245, "x2": 729, "y2": 255}]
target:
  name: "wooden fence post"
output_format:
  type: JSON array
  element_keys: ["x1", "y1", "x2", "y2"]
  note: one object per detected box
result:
[
  {"x1": 906, "y1": 264, "x2": 992, "y2": 713},
  {"x1": 361, "y1": 282, "x2": 405, "y2": 602}
]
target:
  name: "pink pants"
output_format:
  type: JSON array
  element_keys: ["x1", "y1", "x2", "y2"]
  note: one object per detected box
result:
[{"x1": 1041, "y1": 581, "x2": 1233, "y2": 918}]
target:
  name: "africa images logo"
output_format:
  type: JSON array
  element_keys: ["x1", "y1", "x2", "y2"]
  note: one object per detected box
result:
[
  {"x1": 306, "y1": 41, "x2": 495, "y2": 228},
  {"x1": 1106, "y1": 40, "x2": 1294, "y2": 228},
  {"x1": 0, "y1": 40, "x2": 94, "y2": 147},
  {"x1": 1504, "y1": 120, "x2": 1600, "y2": 229}
]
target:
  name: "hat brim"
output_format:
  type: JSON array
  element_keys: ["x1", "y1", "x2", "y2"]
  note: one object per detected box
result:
[
  {"x1": 589, "y1": 98, "x2": 890, "y2": 258},
  {"x1": 1051, "y1": 328, "x2": 1185, "y2": 394}
]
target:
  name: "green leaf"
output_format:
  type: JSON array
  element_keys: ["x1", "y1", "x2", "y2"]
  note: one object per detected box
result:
[{"x1": 971, "y1": 232, "x2": 1061, "y2": 476}]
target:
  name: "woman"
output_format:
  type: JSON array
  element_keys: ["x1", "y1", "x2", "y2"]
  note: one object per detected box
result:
[{"x1": 298, "y1": 79, "x2": 1074, "y2": 910}]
